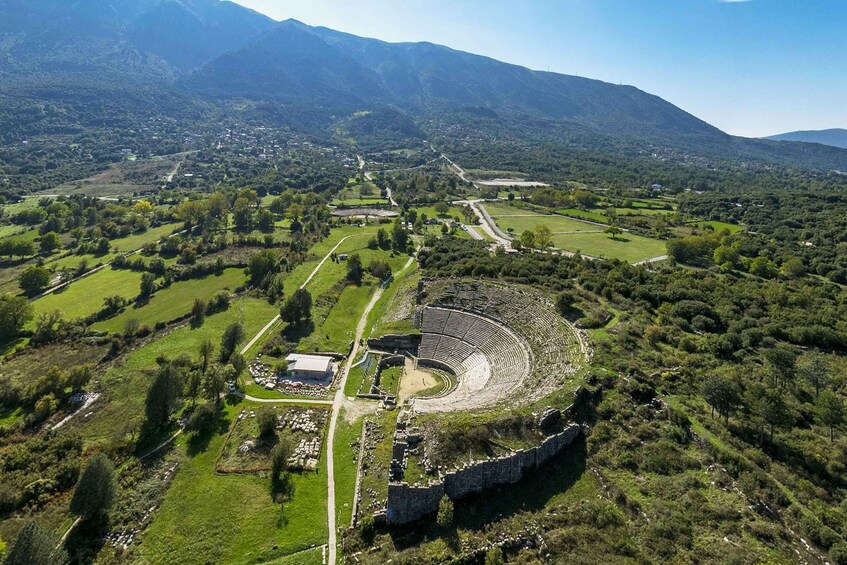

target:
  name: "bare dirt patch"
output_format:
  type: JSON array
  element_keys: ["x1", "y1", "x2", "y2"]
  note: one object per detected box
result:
[{"x1": 399, "y1": 358, "x2": 438, "y2": 401}]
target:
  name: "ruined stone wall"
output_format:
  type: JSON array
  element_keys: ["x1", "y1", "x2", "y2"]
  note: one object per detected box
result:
[
  {"x1": 372, "y1": 354, "x2": 406, "y2": 395},
  {"x1": 386, "y1": 424, "x2": 581, "y2": 524},
  {"x1": 367, "y1": 334, "x2": 421, "y2": 353}
]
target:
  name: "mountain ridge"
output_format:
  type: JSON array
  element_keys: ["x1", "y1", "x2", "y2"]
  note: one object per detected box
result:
[
  {"x1": 0, "y1": 1, "x2": 845, "y2": 172},
  {"x1": 766, "y1": 128, "x2": 847, "y2": 150}
]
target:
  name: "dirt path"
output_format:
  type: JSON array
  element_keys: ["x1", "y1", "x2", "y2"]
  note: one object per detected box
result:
[
  {"x1": 239, "y1": 234, "x2": 363, "y2": 356},
  {"x1": 230, "y1": 391, "x2": 332, "y2": 405},
  {"x1": 326, "y1": 254, "x2": 416, "y2": 565},
  {"x1": 398, "y1": 358, "x2": 438, "y2": 401},
  {"x1": 326, "y1": 282, "x2": 386, "y2": 565}
]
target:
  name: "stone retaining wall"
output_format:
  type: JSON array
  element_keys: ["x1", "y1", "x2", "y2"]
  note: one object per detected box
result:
[
  {"x1": 367, "y1": 334, "x2": 421, "y2": 353},
  {"x1": 386, "y1": 424, "x2": 581, "y2": 524}
]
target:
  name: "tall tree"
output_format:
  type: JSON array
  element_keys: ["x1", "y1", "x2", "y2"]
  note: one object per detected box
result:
[
  {"x1": 754, "y1": 387, "x2": 792, "y2": 444},
  {"x1": 38, "y1": 232, "x2": 61, "y2": 254},
  {"x1": 232, "y1": 197, "x2": 254, "y2": 232},
  {"x1": 19, "y1": 267, "x2": 51, "y2": 295},
  {"x1": 391, "y1": 219, "x2": 409, "y2": 252},
  {"x1": 270, "y1": 439, "x2": 293, "y2": 499},
  {"x1": 144, "y1": 364, "x2": 183, "y2": 428},
  {"x1": 764, "y1": 347, "x2": 797, "y2": 388},
  {"x1": 69, "y1": 453, "x2": 116, "y2": 522},
  {"x1": 198, "y1": 339, "x2": 214, "y2": 374},
  {"x1": 280, "y1": 289, "x2": 312, "y2": 326},
  {"x1": 437, "y1": 495, "x2": 455, "y2": 528},
  {"x1": 204, "y1": 364, "x2": 226, "y2": 406},
  {"x1": 702, "y1": 374, "x2": 742, "y2": 423},
  {"x1": 534, "y1": 224, "x2": 554, "y2": 249},
  {"x1": 3, "y1": 520, "x2": 66, "y2": 565},
  {"x1": 816, "y1": 391, "x2": 844, "y2": 442},
  {"x1": 248, "y1": 249, "x2": 278, "y2": 287},
  {"x1": 220, "y1": 323, "x2": 245, "y2": 361},
  {"x1": 0, "y1": 294, "x2": 34, "y2": 341},
  {"x1": 138, "y1": 272, "x2": 156, "y2": 300},
  {"x1": 190, "y1": 299, "x2": 206, "y2": 328},
  {"x1": 346, "y1": 254, "x2": 364, "y2": 286},
  {"x1": 799, "y1": 352, "x2": 830, "y2": 396}
]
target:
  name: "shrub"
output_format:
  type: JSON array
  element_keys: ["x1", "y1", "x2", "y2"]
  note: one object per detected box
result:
[
  {"x1": 257, "y1": 408, "x2": 277, "y2": 439},
  {"x1": 436, "y1": 495, "x2": 454, "y2": 528}
]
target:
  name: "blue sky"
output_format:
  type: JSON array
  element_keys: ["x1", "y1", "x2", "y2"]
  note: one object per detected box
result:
[{"x1": 230, "y1": 0, "x2": 847, "y2": 138}]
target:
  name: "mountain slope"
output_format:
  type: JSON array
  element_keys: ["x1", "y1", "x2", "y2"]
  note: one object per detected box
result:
[
  {"x1": 180, "y1": 20, "x2": 392, "y2": 110},
  {"x1": 309, "y1": 24, "x2": 725, "y2": 141},
  {"x1": 766, "y1": 129, "x2": 847, "y2": 150},
  {"x1": 183, "y1": 19, "x2": 725, "y2": 143},
  {"x1": 126, "y1": 0, "x2": 276, "y2": 71},
  {"x1": 0, "y1": 0, "x2": 274, "y2": 76}
]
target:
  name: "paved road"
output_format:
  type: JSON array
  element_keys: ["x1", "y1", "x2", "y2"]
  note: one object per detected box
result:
[
  {"x1": 326, "y1": 254, "x2": 415, "y2": 565},
  {"x1": 463, "y1": 224, "x2": 485, "y2": 241},
  {"x1": 359, "y1": 154, "x2": 398, "y2": 207},
  {"x1": 455, "y1": 199, "x2": 512, "y2": 249}
]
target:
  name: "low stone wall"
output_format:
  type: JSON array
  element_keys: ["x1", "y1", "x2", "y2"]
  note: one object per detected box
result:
[
  {"x1": 386, "y1": 424, "x2": 581, "y2": 524},
  {"x1": 372, "y1": 354, "x2": 405, "y2": 395},
  {"x1": 368, "y1": 334, "x2": 421, "y2": 353}
]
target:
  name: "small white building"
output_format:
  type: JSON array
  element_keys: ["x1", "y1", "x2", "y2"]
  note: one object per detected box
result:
[{"x1": 285, "y1": 354, "x2": 333, "y2": 380}]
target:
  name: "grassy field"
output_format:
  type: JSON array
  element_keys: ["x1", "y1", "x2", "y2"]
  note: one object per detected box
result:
[
  {"x1": 31, "y1": 267, "x2": 143, "y2": 323},
  {"x1": 73, "y1": 297, "x2": 280, "y2": 446},
  {"x1": 92, "y1": 268, "x2": 247, "y2": 333},
  {"x1": 367, "y1": 265, "x2": 419, "y2": 338},
  {"x1": 0, "y1": 225, "x2": 28, "y2": 239},
  {"x1": 330, "y1": 198, "x2": 387, "y2": 207},
  {"x1": 333, "y1": 409, "x2": 365, "y2": 528},
  {"x1": 378, "y1": 366, "x2": 402, "y2": 396},
  {"x1": 110, "y1": 223, "x2": 181, "y2": 252},
  {"x1": 136, "y1": 401, "x2": 329, "y2": 564},
  {"x1": 689, "y1": 220, "x2": 743, "y2": 233},
  {"x1": 410, "y1": 204, "x2": 465, "y2": 221},
  {"x1": 331, "y1": 183, "x2": 384, "y2": 207},
  {"x1": 556, "y1": 207, "x2": 608, "y2": 223},
  {"x1": 484, "y1": 202, "x2": 667, "y2": 263},
  {"x1": 550, "y1": 231, "x2": 668, "y2": 263},
  {"x1": 300, "y1": 283, "x2": 374, "y2": 353},
  {"x1": 249, "y1": 225, "x2": 411, "y2": 357}
]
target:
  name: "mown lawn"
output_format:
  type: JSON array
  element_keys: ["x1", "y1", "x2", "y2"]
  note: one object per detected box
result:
[
  {"x1": 91, "y1": 268, "x2": 247, "y2": 333},
  {"x1": 556, "y1": 207, "x2": 608, "y2": 223},
  {"x1": 136, "y1": 399, "x2": 329, "y2": 564},
  {"x1": 367, "y1": 264, "x2": 419, "y2": 338},
  {"x1": 551, "y1": 231, "x2": 668, "y2": 263},
  {"x1": 484, "y1": 202, "x2": 667, "y2": 263},
  {"x1": 31, "y1": 267, "x2": 143, "y2": 323},
  {"x1": 410, "y1": 204, "x2": 465, "y2": 221},
  {"x1": 330, "y1": 198, "x2": 388, "y2": 207}
]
